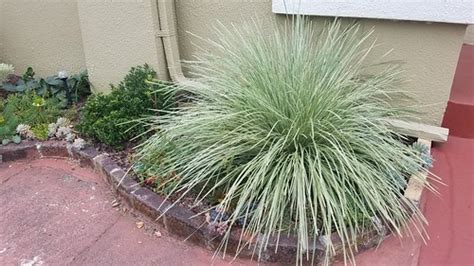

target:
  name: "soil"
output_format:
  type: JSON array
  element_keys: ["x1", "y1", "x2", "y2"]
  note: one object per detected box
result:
[
  {"x1": 86, "y1": 139, "x2": 217, "y2": 217},
  {"x1": 0, "y1": 89, "x2": 10, "y2": 100}
]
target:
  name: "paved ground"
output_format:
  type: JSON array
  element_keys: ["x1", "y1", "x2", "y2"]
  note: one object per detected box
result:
[
  {"x1": 0, "y1": 158, "x2": 253, "y2": 266},
  {"x1": 418, "y1": 137, "x2": 474, "y2": 266}
]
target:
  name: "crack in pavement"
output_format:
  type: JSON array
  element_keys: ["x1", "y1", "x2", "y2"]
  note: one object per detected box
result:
[
  {"x1": 68, "y1": 215, "x2": 122, "y2": 264},
  {"x1": 0, "y1": 165, "x2": 33, "y2": 185}
]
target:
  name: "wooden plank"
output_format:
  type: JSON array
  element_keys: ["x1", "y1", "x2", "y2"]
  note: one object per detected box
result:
[
  {"x1": 404, "y1": 138, "x2": 432, "y2": 203},
  {"x1": 384, "y1": 119, "x2": 449, "y2": 143}
]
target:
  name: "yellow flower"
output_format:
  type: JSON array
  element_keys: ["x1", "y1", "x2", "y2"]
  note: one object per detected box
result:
[{"x1": 32, "y1": 96, "x2": 45, "y2": 107}]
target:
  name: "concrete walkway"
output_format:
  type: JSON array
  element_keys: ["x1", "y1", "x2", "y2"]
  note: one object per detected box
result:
[{"x1": 0, "y1": 158, "x2": 252, "y2": 266}]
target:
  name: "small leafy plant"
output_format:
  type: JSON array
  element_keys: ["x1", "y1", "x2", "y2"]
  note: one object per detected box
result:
[
  {"x1": 3, "y1": 92, "x2": 62, "y2": 126},
  {"x1": 77, "y1": 64, "x2": 175, "y2": 149},
  {"x1": 0, "y1": 113, "x2": 18, "y2": 142},
  {"x1": 1, "y1": 67, "x2": 91, "y2": 107},
  {"x1": 0, "y1": 92, "x2": 63, "y2": 142},
  {"x1": 136, "y1": 18, "x2": 438, "y2": 265}
]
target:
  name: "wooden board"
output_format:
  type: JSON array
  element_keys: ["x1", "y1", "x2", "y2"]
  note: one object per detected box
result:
[
  {"x1": 404, "y1": 138, "x2": 432, "y2": 203},
  {"x1": 385, "y1": 119, "x2": 449, "y2": 143}
]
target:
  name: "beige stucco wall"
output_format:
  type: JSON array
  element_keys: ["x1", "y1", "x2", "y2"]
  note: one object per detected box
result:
[
  {"x1": 175, "y1": 1, "x2": 466, "y2": 125},
  {"x1": 0, "y1": 0, "x2": 468, "y2": 125},
  {"x1": 76, "y1": 0, "x2": 168, "y2": 92},
  {"x1": 0, "y1": 0, "x2": 86, "y2": 78},
  {"x1": 362, "y1": 20, "x2": 465, "y2": 125},
  {"x1": 465, "y1": 25, "x2": 474, "y2": 44}
]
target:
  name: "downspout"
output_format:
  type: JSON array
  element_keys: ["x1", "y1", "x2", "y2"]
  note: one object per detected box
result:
[{"x1": 154, "y1": 0, "x2": 189, "y2": 84}]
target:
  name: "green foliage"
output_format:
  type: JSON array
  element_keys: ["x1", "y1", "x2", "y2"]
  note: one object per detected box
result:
[
  {"x1": 1, "y1": 67, "x2": 91, "y2": 107},
  {"x1": 0, "y1": 92, "x2": 63, "y2": 142},
  {"x1": 0, "y1": 99, "x2": 18, "y2": 140},
  {"x1": 62, "y1": 104, "x2": 79, "y2": 122},
  {"x1": 22, "y1": 66, "x2": 35, "y2": 81},
  {"x1": 77, "y1": 64, "x2": 175, "y2": 149},
  {"x1": 0, "y1": 113, "x2": 17, "y2": 141},
  {"x1": 113, "y1": 64, "x2": 154, "y2": 91},
  {"x1": 3, "y1": 92, "x2": 62, "y2": 126},
  {"x1": 31, "y1": 124, "x2": 49, "y2": 141},
  {"x1": 136, "y1": 18, "x2": 437, "y2": 264}
]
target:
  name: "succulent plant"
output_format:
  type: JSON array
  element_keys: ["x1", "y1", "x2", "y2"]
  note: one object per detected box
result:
[
  {"x1": 65, "y1": 132, "x2": 76, "y2": 143},
  {"x1": 208, "y1": 206, "x2": 229, "y2": 223},
  {"x1": 72, "y1": 138, "x2": 86, "y2": 150},
  {"x1": 412, "y1": 142, "x2": 433, "y2": 169},
  {"x1": 0, "y1": 63, "x2": 14, "y2": 81},
  {"x1": 2, "y1": 138, "x2": 10, "y2": 145},
  {"x1": 206, "y1": 206, "x2": 230, "y2": 235},
  {"x1": 55, "y1": 126, "x2": 72, "y2": 139},
  {"x1": 12, "y1": 135, "x2": 21, "y2": 144},
  {"x1": 56, "y1": 117, "x2": 70, "y2": 128},
  {"x1": 16, "y1": 124, "x2": 34, "y2": 139},
  {"x1": 47, "y1": 122, "x2": 58, "y2": 138}
]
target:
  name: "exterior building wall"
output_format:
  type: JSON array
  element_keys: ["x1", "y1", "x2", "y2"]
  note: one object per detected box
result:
[
  {"x1": 175, "y1": 1, "x2": 466, "y2": 125},
  {"x1": 0, "y1": 0, "x2": 469, "y2": 125},
  {"x1": 76, "y1": 0, "x2": 168, "y2": 92},
  {"x1": 0, "y1": 0, "x2": 86, "y2": 78},
  {"x1": 465, "y1": 25, "x2": 474, "y2": 44}
]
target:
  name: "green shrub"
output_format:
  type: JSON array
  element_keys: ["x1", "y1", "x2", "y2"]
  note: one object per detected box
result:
[
  {"x1": 136, "y1": 18, "x2": 437, "y2": 264},
  {"x1": 77, "y1": 64, "x2": 175, "y2": 149}
]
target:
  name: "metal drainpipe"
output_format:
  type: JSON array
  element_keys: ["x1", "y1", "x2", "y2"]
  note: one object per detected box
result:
[{"x1": 154, "y1": 0, "x2": 189, "y2": 84}]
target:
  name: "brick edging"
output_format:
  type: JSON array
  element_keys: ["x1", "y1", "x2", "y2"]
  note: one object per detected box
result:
[{"x1": 0, "y1": 141, "x2": 394, "y2": 263}]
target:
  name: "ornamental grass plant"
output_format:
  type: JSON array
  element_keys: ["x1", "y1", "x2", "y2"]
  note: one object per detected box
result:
[{"x1": 136, "y1": 17, "x2": 437, "y2": 265}]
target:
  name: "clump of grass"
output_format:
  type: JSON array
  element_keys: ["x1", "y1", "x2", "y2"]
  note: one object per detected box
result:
[{"x1": 136, "y1": 17, "x2": 437, "y2": 265}]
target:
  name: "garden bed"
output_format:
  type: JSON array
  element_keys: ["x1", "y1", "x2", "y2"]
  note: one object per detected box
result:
[
  {"x1": 1, "y1": 22, "x2": 444, "y2": 264},
  {"x1": 0, "y1": 137, "x2": 432, "y2": 264}
]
